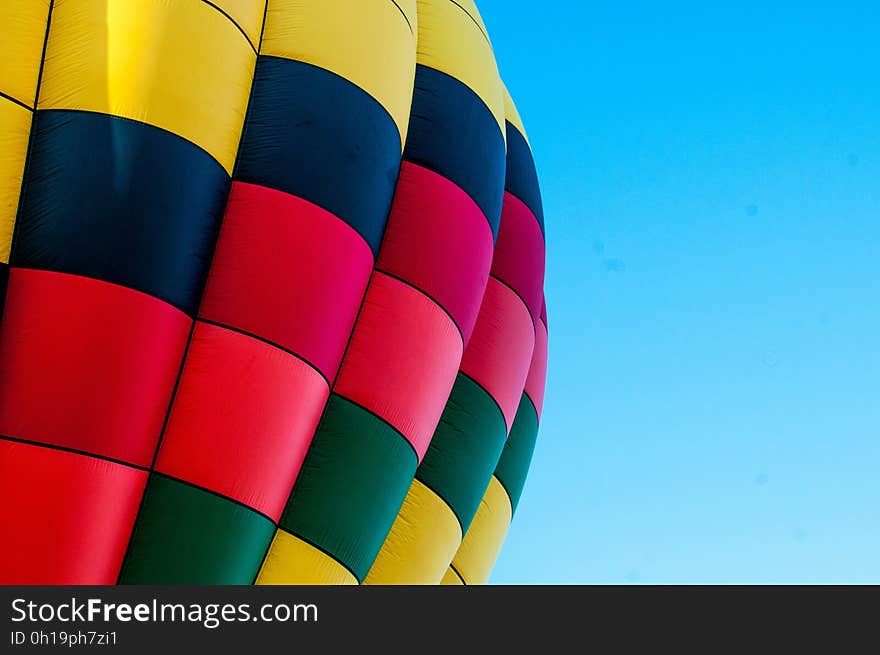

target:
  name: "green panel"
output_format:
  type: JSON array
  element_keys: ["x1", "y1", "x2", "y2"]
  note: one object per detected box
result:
[
  {"x1": 494, "y1": 394, "x2": 540, "y2": 513},
  {"x1": 416, "y1": 373, "x2": 507, "y2": 533},
  {"x1": 119, "y1": 474, "x2": 275, "y2": 584},
  {"x1": 278, "y1": 394, "x2": 418, "y2": 581}
]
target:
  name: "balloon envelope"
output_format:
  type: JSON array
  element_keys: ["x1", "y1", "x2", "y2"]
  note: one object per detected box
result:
[{"x1": 0, "y1": 0, "x2": 547, "y2": 585}]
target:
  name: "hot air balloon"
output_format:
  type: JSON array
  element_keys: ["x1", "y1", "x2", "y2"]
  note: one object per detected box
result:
[{"x1": 0, "y1": 0, "x2": 547, "y2": 585}]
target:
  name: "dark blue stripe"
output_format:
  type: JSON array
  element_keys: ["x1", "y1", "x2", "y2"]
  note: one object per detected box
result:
[
  {"x1": 505, "y1": 122, "x2": 545, "y2": 236},
  {"x1": 11, "y1": 110, "x2": 230, "y2": 315},
  {"x1": 235, "y1": 56, "x2": 402, "y2": 255},
  {"x1": 404, "y1": 65, "x2": 506, "y2": 239}
]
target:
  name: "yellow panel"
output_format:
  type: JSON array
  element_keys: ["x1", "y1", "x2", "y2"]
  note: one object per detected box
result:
[
  {"x1": 503, "y1": 83, "x2": 530, "y2": 146},
  {"x1": 256, "y1": 530, "x2": 357, "y2": 585},
  {"x1": 364, "y1": 479, "x2": 462, "y2": 585},
  {"x1": 0, "y1": 99, "x2": 32, "y2": 263},
  {"x1": 0, "y1": 0, "x2": 51, "y2": 106},
  {"x1": 415, "y1": 0, "x2": 505, "y2": 135},
  {"x1": 448, "y1": 0, "x2": 490, "y2": 40},
  {"x1": 450, "y1": 476, "x2": 512, "y2": 585},
  {"x1": 38, "y1": 0, "x2": 259, "y2": 173},
  {"x1": 392, "y1": 0, "x2": 418, "y2": 32},
  {"x1": 261, "y1": 0, "x2": 416, "y2": 143},
  {"x1": 440, "y1": 567, "x2": 464, "y2": 585},
  {"x1": 208, "y1": 0, "x2": 266, "y2": 47}
]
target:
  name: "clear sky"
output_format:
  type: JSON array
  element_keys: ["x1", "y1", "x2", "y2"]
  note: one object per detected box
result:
[{"x1": 479, "y1": 1, "x2": 880, "y2": 583}]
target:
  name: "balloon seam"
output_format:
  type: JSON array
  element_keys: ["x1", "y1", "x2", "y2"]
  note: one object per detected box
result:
[
  {"x1": 196, "y1": 317, "x2": 331, "y2": 389},
  {"x1": 200, "y1": 0, "x2": 259, "y2": 54},
  {"x1": 373, "y1": 266, "x2": 465, "y2": 346},
  {"x1": 389, "y1": 0, "x2": 415, "y2": 34},
  {"x1": 0, "y1": 91, "x2": 32, "y2": 113},
  {"x1": 0, "y1": 434, "x2": 150, "y2": 473},
  {"x1": 7, "y1": 0, "x2": 55, "y2": 266},
  {"x1": 447, "y1": 1, "x2": 491, "y2": 46}
]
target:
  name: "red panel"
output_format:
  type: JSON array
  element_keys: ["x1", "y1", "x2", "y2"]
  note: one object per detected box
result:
[
  {"x1": 491, "y1": 191, "x2": 546, "y2": 323},
  {"x1": 525, "y1": 317, "x2": 549, "y2": 419},
  {"x1": 199, "y1": 181, "x2": 374, "y2": 380},
  {"x1": 155, "y1": 322, "x2": 329, "y2": 521},
  {"x1": 377, "y1": 162, "x2": 494, "y2": 344},
  {"x1": 0, "y1": 440, "x2": 147, "y2": 584},
  {"x1": 460, "y1": 277, "x2": 535, "y2": 430},
  {"x1": 0, "y1": 269, "x2": 191, "y2": 467},
  {"x1": 334, "y1": 273, "x2": 463, "y2": 459}
]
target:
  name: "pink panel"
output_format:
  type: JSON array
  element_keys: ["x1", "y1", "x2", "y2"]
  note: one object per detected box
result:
[
  {"x1": 525, "y1": 317, "x2": 549, "y2": 418},
  {"x1": 155, "y1": 322, "x2": 329, "y2": 521},
  {"x1": 460, "y1": 277, "x2": 535, "y2": 430},
  {"x1": 199, "y1": 181, "x2": 374, "y2": 380},
  {"x1": 490, "y1": 191, "x2": 546, "y2": 323},
  {"x1": 377, "y1": 162, "x2": 494, "y2": 344},
  {"x1": 334, "y1": 273, "x2": 463, "y2": 459}
]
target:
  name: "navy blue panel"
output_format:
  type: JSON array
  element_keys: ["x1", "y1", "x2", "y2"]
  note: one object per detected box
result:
[
  {"x1": 404, "y1": 65, "x2": 506, "y2": 239},
  {"x1": 11, "y1": 110, "x2": 230, "y2": 315},
  {"x1": 235, "y1": 57, "x2": 402, "y2": 255},
  {"x1": 505, "y1": 122, "x2": 545, "y2": 236}
]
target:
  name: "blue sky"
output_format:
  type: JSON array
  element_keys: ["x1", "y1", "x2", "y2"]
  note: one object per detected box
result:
[{"x1": 479, "y1": 1, "x2": 880, "y2": 583}]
